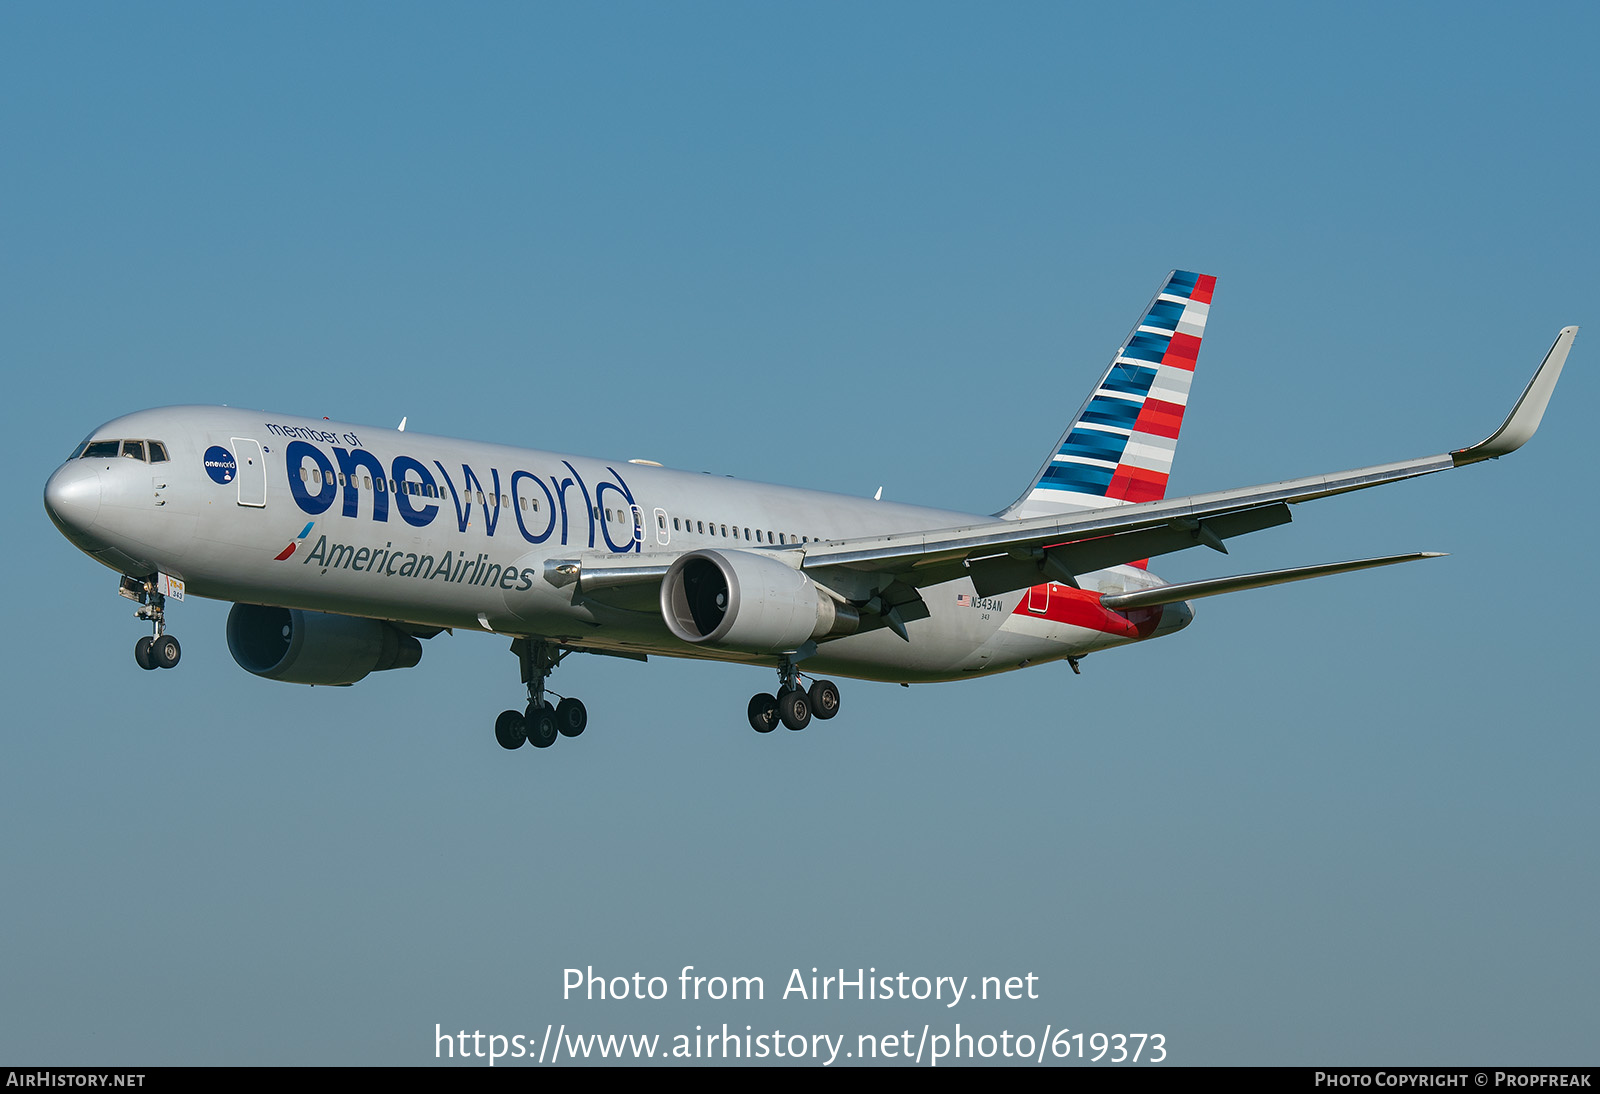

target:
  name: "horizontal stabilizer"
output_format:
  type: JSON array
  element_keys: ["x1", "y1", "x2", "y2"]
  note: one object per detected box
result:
[{"x1": 1098, "y1": 552, "x2": 1446, "y2": 611}]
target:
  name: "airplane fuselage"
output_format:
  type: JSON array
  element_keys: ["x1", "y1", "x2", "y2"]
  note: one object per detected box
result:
[{"x1": 45, "y1": 405, "x2": 1189, "y2": 686}]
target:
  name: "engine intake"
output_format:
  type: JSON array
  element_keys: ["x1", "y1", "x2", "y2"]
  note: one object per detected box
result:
[
  {"x1": 660, "y1": 549, "x2": 857, "y2": 653},
  {"x1": 226, "y1": 603, "x2": 422, "y2": 686}
]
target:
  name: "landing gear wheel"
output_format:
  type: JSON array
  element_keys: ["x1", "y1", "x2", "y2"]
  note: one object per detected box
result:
[
  {"x1": 134, "y1": 636, "x2": 157, "y2": 671},
  {"x1": 494, "y1": 709, "x2": 527, "y2": 750},
  {"x1": 748, "y1": 693, "x2": 778, "y2": 734},
  {"x1": 777, "y1": 688, "x2": 811, "y2": 731},
  {"x1": 151, "y1": 634, "x2": 181, "y2": 669},
  {"x1": 526, "y1": 702, "x2": 558, "y2": 748},
  {"x1": 807, "y1": 679, "x2": 841, "y2": 720},
  {"x1": 555, "y1": 697, "x2": 588, "y2": 737}
]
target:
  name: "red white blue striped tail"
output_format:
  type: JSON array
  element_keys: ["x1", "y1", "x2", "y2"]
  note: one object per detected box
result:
[{"x1": 1002, "y1": 270, "x2": 1215, "y2": 520}]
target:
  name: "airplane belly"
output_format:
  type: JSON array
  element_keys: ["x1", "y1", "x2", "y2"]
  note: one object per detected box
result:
[{"x1": 804, "y1": 582, "x2": 1013, "y2": 683}]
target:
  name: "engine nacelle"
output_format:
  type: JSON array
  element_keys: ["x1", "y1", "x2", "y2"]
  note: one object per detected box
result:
[
  {"x1": 660, "y1": 549, "x2": 857, "y2": 654},
  {"x1": 226, "y1": 603, "x2": 422, "y2": 686}
]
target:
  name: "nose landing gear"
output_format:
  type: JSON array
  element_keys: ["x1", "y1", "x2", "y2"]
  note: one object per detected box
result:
[{"x1": 122, "y1": 575, "x2": 180, "y2": 671}]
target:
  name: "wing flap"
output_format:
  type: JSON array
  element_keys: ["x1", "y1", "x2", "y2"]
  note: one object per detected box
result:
[{"x1": 958, "y1": 502, "x2": 1293, "y2": 598}]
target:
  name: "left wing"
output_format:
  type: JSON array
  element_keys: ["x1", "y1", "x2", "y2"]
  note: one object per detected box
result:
[{"x1": 800, "y1": 327, "x2": 1577, "y2": 604}]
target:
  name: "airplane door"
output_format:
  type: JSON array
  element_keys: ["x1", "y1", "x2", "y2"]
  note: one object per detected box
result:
[
  {"x1": 231, "y1": 437, "x2": 266, "y2": 507},
  {"x1": 653, "y1": 507, "x2": 670, "y2": 547},
  {"x1": 631, "y1": 505, "x2": 645, "y2": 548},
  {"x1": 1027, "y1": 582, "x2": 1051, "y2": 614}
]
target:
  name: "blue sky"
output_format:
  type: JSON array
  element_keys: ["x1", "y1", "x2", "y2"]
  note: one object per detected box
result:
[{"x1": 4, "y1": 2, "x2": 1595, "y2": 1066}]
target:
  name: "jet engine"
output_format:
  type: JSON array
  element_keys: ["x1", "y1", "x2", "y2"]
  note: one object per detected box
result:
[
  {"x1": 660, "y1": 549, "x2": 858, "y2": 654},
  {"x1": 226, "y1": 603, "x2": 423, "y2": 686}
]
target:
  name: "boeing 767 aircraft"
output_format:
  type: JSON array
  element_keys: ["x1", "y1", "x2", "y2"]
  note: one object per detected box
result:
[{"x1": 43, "y1": 273, "x2": 1577, "y2": 751}]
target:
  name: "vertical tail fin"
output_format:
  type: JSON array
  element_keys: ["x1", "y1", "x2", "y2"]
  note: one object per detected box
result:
[{"x1": 1001, "y1": 270, "x2": 1215, "y2": 520}]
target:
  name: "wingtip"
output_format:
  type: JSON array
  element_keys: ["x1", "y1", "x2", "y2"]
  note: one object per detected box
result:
[{"x1": 1451, "y1": 326, "x2": 1575, "y2": 466}]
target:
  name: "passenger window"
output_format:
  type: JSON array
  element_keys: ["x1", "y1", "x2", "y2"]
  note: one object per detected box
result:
[
  {"x1": 697, "y1": 521, "x2": 704, "y2": 534},
  {"x1": 148, "y1": 441, "x2": 169, "y2": 462},
  {"x1": 778, "y1": 533, "x2": 785, "y2": 544}
]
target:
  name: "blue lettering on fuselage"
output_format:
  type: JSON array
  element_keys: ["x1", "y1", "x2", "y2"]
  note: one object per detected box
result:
[
  {"x1": 595, "y1": 468, "x2": 640, "y2": 553},
  {"x1": 459, "y1": 463, "x2": 503, "y2": 537},
  {"x1": 391, "y1": 455, "x2": 438, "y2": 527},
  {"x1": 510, "y1": 470, "x2": 557, "y2": 544},
  {"x1": 284, "y1": 442, "x2": 636, "y2": 552},
  {"x1": 286, "y1": 441, "x2": 337, "y2": 514}
]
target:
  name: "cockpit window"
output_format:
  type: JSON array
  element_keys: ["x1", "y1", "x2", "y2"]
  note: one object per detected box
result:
[{"x1": 78, "y1": 438, "x2": 168, "y2": 462}]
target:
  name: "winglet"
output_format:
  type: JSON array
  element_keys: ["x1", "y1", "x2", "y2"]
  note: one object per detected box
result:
[{"x1": 1452, "y1": 327, "x2": 1577, "y2": 466}]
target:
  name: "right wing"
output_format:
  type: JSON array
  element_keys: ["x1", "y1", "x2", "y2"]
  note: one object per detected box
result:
[{"x1": 800, "y1": 327, "x2": 1578, "y2": 605}]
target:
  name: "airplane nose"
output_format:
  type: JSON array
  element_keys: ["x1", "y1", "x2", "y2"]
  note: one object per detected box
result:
[{"x1": 44, "y1": 462, "x2": 102, "y2": 538}]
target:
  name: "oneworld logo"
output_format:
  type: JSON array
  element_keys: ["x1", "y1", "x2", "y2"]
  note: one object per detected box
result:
[
  {"x1": 280, "y1": 440, "x2": 641, "y2": 553},
  {"x1": 203, "y1": 445, "x2": 237, "y2": 484}
]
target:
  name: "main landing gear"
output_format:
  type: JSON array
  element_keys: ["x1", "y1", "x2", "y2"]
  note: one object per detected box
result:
[
  {"x1": 494, "y1": 638, "x2": 590, "y2": 752},
  {"x1": 121, "y1": 575, "x2": 181, "y2": 671},
  {"x1": 748, "y1": 656, "x2": 841, "y2": 734}
]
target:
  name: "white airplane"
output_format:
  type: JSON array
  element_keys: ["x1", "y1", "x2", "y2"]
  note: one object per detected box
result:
[{"x1": 43, "y1": 272, "x2": 1576, "y2": 750}]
